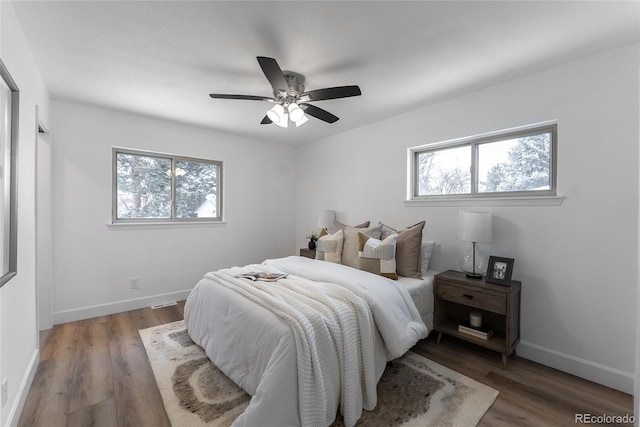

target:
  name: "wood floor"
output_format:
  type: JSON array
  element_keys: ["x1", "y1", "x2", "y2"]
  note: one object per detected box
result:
[{"x1": 18, "y1": 302, "x2": 632, "y2": 427}]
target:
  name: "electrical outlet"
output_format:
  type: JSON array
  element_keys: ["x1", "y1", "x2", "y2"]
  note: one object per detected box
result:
[
  {"x1": 2, "y1": 378, "x2": 7, "y2": 408},
  {"x1": 129, "y1": 278, "x2": 139, "y2": 289}
]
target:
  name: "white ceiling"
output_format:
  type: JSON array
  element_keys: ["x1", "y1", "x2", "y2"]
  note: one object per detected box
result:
[{"x1": 12, "y1": 1, "x2": 640, "y2": 145}]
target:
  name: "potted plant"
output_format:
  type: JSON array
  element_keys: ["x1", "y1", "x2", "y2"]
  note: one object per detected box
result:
[{"x1": 306, "y1": 231, "x2": 319, "y2": 250}]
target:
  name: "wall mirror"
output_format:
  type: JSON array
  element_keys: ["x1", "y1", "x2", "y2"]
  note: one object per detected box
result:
[{"x1": 0, "y1": 59, "x2": 19, "y2": 287}]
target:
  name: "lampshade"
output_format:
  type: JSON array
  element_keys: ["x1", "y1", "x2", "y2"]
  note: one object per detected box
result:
[
  {"x1": 266, "y1": 104, "x2": 283, "y2": 123},
  {"x1": 457, "y1": 211, "x2": 492, "y2": 243},
  {"x1": 288, "y1": 103, "x2": 305, "y2": 122},
  {"x1": 317, "y1": 210, "x2": 336, "y2": 229},
  {"x1": 267, "y1": 104, "x2": 287, "y2": 127},
  {"x1": 294, "y1": 114, "x2": 309, "y2": 127}
]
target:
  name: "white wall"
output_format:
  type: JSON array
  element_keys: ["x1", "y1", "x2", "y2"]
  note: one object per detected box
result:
[
  {"x1": 0, "y1": 3, "x2": 50, "y2": 426},
  {"x1": 296, "y1": 44, "x2": 639, "y2": 394},
  {"x1": 50, "y1": 101, "x2": 296, "y2": 323}
]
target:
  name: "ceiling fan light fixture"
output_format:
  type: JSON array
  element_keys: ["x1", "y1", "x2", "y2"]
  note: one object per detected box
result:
[
  {"x1": 288, "y1": 103, "x2": 305, "y2": 122},
  {"x1": 295, "y1": 114, "x2": 309, "y2": 127},
  {"x1": 267, "y1": 104, "x2": 286, "y2": 124},
  {"x1": 209, "y1": 57, "x2": 361, "y2": 127}
]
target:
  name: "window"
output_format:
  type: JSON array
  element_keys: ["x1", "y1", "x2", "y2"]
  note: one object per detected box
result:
[
  {"x1": 113, "y1": 148, "x2": 223, "y2": 223},
  {"x1": 410, "y1": 123, "x2": 557, "y2": 199}
]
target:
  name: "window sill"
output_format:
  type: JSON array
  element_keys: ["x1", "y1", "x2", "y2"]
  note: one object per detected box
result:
[
  {"x1": 107, "y1": 221, "x2": 227, "y2": 230},
  {"x1": 404, "y1": 195, "x2": 565, "y2": 207}
]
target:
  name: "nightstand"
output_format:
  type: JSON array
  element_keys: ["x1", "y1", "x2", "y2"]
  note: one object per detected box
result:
[
  {"x1": 433, "y1": 270, "x2": 521, "y2": 369},
  {"x1": 299, "y1": 248, "x2": 316, "y2": 259}
]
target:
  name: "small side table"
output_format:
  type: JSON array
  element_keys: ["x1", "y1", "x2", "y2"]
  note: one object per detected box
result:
[
  {"x1": 299, "y1": 248, "x2": 316, "y2": 259},
  {"x1": 434, "y1": 270, "x2": 521, "y2": 369}
]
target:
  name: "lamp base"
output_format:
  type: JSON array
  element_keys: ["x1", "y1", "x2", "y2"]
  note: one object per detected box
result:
[{"x1": 459, "y1": 243, "x2": 489, "y2": 278}]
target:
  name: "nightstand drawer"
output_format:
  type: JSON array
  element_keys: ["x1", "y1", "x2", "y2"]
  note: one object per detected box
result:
[{"x1": 437, "y1": 281, "x2": 506, "y2": 315}]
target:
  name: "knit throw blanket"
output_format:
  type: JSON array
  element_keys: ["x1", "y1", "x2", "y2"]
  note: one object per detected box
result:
[{"x1": 209, "y1": 271, "x2": 377, "y2": 427}]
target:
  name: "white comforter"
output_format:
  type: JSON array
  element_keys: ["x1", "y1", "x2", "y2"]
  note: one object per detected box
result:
[
  {"x1": 207, "y1": 270, "x2": 376, "y2": 427},
  {"x1": 184, "y1": 256, "x2": 428, "y2": 427}
]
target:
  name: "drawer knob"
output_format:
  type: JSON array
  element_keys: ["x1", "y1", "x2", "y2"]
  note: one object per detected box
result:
[{"x1": 463, "y1": 294, "x2": 474, "y2": 299}]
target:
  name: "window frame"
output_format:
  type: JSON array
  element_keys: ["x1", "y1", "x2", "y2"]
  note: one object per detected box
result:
[
  {"x1": 408, "y1": 122, "x2": 558, "y2": 201},
  {"x1": 112, "y1": 147, "x2": 223, "y2": 224}
]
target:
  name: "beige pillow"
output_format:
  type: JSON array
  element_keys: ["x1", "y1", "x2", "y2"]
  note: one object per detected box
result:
[
  {"x1": 315, "y1": 229, "x2": 344, "y2": 263},
  {"x1": 358, "y1": 232, "x2": 399, "y2": 280},
  {"x1": 341, "y1": 225, "x2": 382, "y2": 269},
  {"x1": 379, "y1": 221, "x2": 425, "y2": 279},
  {"x1": 327, "y1": 220, "x2": 370, "y2": 235}
]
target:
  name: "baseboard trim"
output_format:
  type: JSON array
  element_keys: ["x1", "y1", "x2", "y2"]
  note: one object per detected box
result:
[
  {"x1": 7, "y1": 348, "x2": 39, "y2": 427},
  {"x1": 517, "y1": 340, "x2": 634, "y2": 394},
  {"x1": 52, "y1": 289, "x2": 192, "y2": 325}
]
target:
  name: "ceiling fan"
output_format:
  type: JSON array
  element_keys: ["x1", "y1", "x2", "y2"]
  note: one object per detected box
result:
[{"x1": 209, "y1": 56, "x2": 361, "y2": 128}]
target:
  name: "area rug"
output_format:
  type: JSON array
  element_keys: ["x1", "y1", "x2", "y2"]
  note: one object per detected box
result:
[{"x1": 139, "y1": 320, "x2": 498, "y2": 427}]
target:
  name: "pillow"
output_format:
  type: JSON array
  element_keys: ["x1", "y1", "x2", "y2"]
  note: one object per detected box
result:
[
  {"x1": 315, "y1": 229, "x2": 344, "y2": 263},
  {"x1": 379, "y1": 221, "x2": 425, "y2": 279},
  {"x1": 327, "y1": 220, "x2": 370, "y2": 235},
  {"x1": 421, "y1": 241, "x2": 437, "y2": 276},
  {"x1": 358, "y1": 232, "x2": 399, "y2": 280},
  {"x1": 341, "y1": 225, "x2": 382, "y2": 269}
]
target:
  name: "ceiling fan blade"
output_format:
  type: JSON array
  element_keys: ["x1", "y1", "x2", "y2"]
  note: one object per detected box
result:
[
  {"x1": 209, "y1": 94, "x2": 275, "y2": 102},
  {"x1": 260, "y1": 115, "x2": 272, "y2": 125},
  {"x1": 300, "y1": 103, "x2": 339, "y2": 123},
  {"x1": 257, "y1": 56, "x2": 290, "y2": 95},
  {"x1": 301, "y1": 85, "x2": 361, "y2": 102}
]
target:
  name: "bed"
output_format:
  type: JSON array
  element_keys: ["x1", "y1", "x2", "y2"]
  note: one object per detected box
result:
[
  {"x1": 397, "y1": 271, "x2": 437, "y2": 331},
  {"x1": 184, "y1": 256, "x2": 433, "y2": 427}
]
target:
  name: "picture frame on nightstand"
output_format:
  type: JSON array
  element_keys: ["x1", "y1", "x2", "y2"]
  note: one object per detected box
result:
[{"x1": 486, "y1": 256, "x2": 515, "y2": 285}]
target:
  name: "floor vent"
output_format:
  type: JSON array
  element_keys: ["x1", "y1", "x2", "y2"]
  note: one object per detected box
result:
[{"x1": 150, "y1": 302, "x2": 177, "y2": 309}]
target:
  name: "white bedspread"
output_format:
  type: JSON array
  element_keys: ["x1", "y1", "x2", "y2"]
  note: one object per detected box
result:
[
  {"x1": 264, "y1": 257, "x2": 428, "y2": 359},
  {"x1": 207, "y1": 270, "x2": 376, "y2": 427},
  {"x1": 397, "y1": 270, "x2": 437, "y2": 331},
  {"x1": 184, "y1": 256, "x2": 428, "y2": 427}
]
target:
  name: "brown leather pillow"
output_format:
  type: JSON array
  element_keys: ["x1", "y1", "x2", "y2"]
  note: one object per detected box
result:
[{"x1": 380, "y1": 221, "x2": 425, "y2": 278}]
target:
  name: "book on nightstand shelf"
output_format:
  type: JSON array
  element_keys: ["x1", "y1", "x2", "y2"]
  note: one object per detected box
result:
[{"x1": 458, "y1": 321, "x2": 494, "y2": 340}]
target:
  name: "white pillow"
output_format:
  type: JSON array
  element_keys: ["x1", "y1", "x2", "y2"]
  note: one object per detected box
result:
[
  {"x1": 315, "y1": 230, "x2": 344, "y2": 263},
  {"x1": 421, "y1": 241, "x2": 437, "y2": 276},
  {"x1": 358, "y1": 232, "x2": 398, "y2": 280}
]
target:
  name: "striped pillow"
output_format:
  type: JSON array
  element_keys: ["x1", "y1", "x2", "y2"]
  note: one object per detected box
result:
[{"x1": 358, "y1": 232, "x2": 399, "y2": 280}]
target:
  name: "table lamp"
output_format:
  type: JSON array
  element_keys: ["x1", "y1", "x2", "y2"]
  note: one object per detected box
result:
[
  {"x1": 457, "y1": 211, "x2": 493, "y2": 279},
  {"x1": 317, "y1": 210, "x2": 336, "y2": 233}
]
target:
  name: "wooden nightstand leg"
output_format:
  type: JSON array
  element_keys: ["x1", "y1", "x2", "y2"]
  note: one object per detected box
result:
[
  {"x1": 502, "y1": 353, "x2": 508, "y2": 370},
  {"x1": 436, "y1": 331, "x2": 442, "y2": 345}
]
